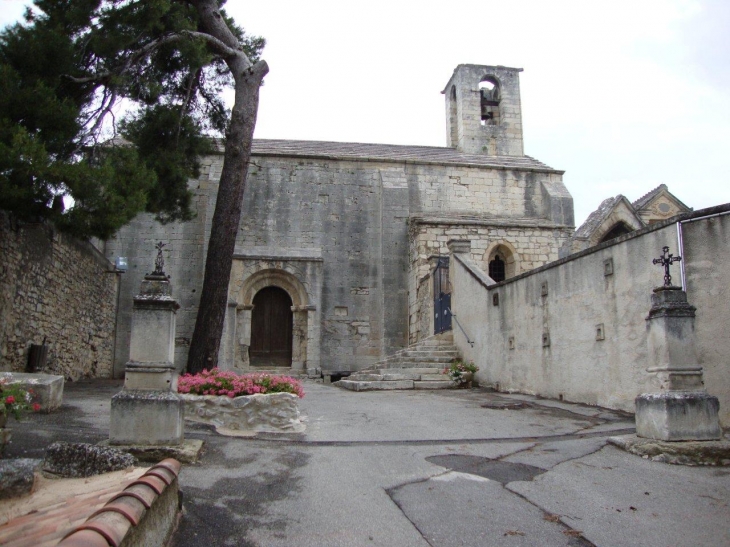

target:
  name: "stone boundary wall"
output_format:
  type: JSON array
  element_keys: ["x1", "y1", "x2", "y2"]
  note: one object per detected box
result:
[
  {"x1": 0, "y1": 212, "x2": 118, "y2": 379},
  {"x1": 450, "y1": 204, "x2": 730, "y2": 426}
]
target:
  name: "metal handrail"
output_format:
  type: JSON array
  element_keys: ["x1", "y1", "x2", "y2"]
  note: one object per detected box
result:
[{"x1": 447, "y1": 308, "x2": 474, "y2": 347}]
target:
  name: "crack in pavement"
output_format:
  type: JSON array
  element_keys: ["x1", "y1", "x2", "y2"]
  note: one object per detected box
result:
[{"x1": 211, "y1": 427, "x2": 636, "y2": 447}]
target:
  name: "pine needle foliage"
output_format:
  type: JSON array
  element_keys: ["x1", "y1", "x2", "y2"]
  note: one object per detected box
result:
[{"x1": 0, "y1": 0, "x2": 264, "y2": 239}]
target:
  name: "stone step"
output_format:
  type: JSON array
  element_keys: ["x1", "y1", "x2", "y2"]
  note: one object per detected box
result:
[
  {"x1": 349, "y1": 373, "x2": 386, "y2": 381},
  {"x1": 419, "y1": 373, "x2": 449, "y2": 381},
  {"x1": 414, "y1": 380, "x2": 455, "y2": 390},
  {"x1": 334, "y1": 379, "x2": 414, "y2": 391},
  {"x1": 417, "y1": 339, "x2": 453, "y2": 347},
  {"x1": 350, "y1": 370, "x2": 448, "y2": 382},
  {"x1": 335, "y1": 378, "x2": 455, "y2": 391},
  {"x1": 399, "y1": 351, "x2": 459, "y2": 360},
  {"x1": 392, "y1": 355, "x2": 456, "y2": 364},
  {"x1": 371, "y1": 367, "x2": 441, "y2": 375}
]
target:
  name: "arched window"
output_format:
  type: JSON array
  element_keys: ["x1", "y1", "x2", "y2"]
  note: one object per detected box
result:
[
  {"x1": 599, "y1": 222, "x2": 633, "y2": 244},
  {"x1": 489, "y1": 254, "x2": 506, "y2": 282},
  {"x1": 479, "y1": 77, "x2": 501, "y2": 126},
  {"x1": 485, "y1": 243, "x2": 518, "y2": 282}
]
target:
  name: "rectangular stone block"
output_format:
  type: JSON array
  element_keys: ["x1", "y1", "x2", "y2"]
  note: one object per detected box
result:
[
  {"x1": 1, "y1": 372, "x2": 64, "y2": 412},
  {"x1": 336, "y1": 380, "x2": 414, "y2": 391},
  {"x1": 109, "y1": 390, "x2": 184, "y2": 446},
  {"x1": 635, "y1": 392, "x2": 722, "y2": 441}
]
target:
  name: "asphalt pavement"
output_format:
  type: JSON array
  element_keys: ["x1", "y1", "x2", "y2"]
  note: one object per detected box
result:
[{"x1": 5, "y1": 379, "x2": 729, "y2": 547}]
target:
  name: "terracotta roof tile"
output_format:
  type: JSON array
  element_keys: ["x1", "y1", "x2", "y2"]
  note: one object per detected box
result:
[
  {"x1": 90, "y1": 496, "x2": 146, "y2": 526},
  {"x1": 129, "y1": 475, "x2": 166, "y2": 495},
  {"x1": 155, "y1": 458, "x2": 182, "y2": 476},
  {"x1": 0, "y1": 458, "x2": 183, "y2": 547},
  {"x1": 52, "y1": 529, "x2": 108, "y2": 547}
]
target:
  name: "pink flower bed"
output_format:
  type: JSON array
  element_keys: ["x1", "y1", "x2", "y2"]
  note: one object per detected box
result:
[{"x1": 178, "y1": 368, "x2": 305, "y2": 398}]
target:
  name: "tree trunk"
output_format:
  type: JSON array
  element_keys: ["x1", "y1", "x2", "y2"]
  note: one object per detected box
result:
[{"x1": 186, "y1": 1, "x2": 268, "y2": 373}]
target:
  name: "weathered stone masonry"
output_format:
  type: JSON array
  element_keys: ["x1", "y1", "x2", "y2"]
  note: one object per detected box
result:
[
  {"x1": 106, "y1": 64, "x2": 575, "y2": 376},
  {"x1": 0, "y1": 212, "x2": 118, "y2": 379}
]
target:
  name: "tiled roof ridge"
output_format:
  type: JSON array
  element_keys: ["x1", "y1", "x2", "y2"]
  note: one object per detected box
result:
[
  {"x1": 632, "y1": 183, "x2": 668, "y2": 209},
  {"x1": 57, "y1": 458, "x2": 182, "y2": 547},
  {"x1": 246, "y1": 138, "x2": 559, "y2": 172}
]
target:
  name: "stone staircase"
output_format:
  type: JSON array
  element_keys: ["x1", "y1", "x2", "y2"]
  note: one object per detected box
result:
[{"x1": 334, "y1": 332, "x2": 460, "y2": 391}]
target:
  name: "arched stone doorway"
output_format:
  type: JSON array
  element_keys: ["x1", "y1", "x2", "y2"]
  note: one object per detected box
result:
[
  {"x1": 228, "y1": 267, "x2": 317, "y2": 373},
  {"x1": 250, "y1": 286, "x2": 293, "y2": 367}
]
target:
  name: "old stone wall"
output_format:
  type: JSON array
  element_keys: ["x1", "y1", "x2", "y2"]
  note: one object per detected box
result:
[
  {"x1": 109, "y1": 148, "x2": 572, "y2": 374},
  {"x1": 0, "y1": 212, "x2": 118, "y2": 379},
  {"x1": 104, "y1": 184, "x2": 210, "y2": 377},
  {"x1": 237, "y1": 156, "x2": 410, "y2": 372},
  {"x1": 450, "y1": 205, "x2": 730, "y2": 426}
]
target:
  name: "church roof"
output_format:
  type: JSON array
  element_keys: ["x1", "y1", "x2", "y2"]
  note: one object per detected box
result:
[
  {"x1": 250, "y1": 139, "x2": 560, "y2": 173},
  {"x1": 632, "y1": 184, "x2": 668, "y2": 210},
  {"x1": 574, "y1": 195, "x2": 625, "y2": 239}
]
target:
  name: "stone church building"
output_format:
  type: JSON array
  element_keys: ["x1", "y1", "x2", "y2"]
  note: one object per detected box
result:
[{"x1": 104, "y1": 64, "x2": 665, "y2": 378}]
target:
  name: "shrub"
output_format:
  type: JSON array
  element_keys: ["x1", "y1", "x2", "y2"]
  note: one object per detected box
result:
[
  {"x1": 178, "y1": 368, "x2": 305, "y2": 398},
  {"x1": 0, "y1": 377, "x2": 41, "y2": 419},
  {"x1": 444, "y1": 359, "x2": 479, "y2": 383}
]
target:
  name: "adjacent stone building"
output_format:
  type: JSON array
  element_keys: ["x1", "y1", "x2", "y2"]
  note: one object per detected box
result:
[
  {"x1": 560, "y1": 184, "x2": 691, "y2": 257},
  {"x1": 105, "y1": 64, "x2": 575, "y2": 377}
]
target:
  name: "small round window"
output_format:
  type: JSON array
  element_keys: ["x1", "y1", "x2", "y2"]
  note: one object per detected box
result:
[{"x1": 658, "y1": 203, "x2": 671, "y2": 213}]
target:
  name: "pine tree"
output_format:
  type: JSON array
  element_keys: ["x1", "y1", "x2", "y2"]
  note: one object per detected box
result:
[{"x1": 0, "y1": 0, "x2": 268, "y2": 373}]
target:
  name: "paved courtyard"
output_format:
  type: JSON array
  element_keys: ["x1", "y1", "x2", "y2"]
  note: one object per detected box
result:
[{"x1": 5, "y1": 380, "x2": 729, "y2": 546}]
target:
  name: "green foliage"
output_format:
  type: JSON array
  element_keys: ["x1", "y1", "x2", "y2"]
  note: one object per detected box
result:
[
  {"x1": 0, "y1": 0, "x2": 265, "y2": 239},
  {"x1": 444, "y1": 359, "x2": 479, "y2": 383}
]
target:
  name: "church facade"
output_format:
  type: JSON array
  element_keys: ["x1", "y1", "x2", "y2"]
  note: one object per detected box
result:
[{"x1": 105, "y1": 64, "x2": 575, "y2": 377}]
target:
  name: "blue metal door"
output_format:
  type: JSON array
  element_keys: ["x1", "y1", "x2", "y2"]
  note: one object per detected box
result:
[{"x1": 433, "y1": 257, "x2": 452, "y2": 334}]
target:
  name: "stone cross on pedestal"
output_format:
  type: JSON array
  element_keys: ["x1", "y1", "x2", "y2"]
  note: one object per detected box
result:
[
  {"x1": 634, "y1": 247, "x2": 721, "y2": 441},
  {"x1": 109, "y1": 243, "x2": 185, "y2": 447},
  {"x1": 652, "y1": 246, "x2": 681, "y2": 287}
]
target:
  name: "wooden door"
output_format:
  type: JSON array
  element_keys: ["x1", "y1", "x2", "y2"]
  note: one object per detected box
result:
[{"x1": 250, "y1": 286, "x2": 293, "y2": 367}]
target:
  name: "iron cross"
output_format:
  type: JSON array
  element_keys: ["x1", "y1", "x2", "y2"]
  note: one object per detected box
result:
[
  {"x1": 652, "y1": 246, "x2": 681, "y2": 287},
  {"x1": 153, "y1": 241, "x2": 167, "y2": 276}
]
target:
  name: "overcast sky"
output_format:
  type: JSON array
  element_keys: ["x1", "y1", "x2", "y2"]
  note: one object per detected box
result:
[{"x1": 2, "y1": 0, "x2": 729, "y2": 225}]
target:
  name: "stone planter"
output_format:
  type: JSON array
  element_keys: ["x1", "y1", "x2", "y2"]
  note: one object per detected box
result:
[
  {"x1": 180, "y1": 392, "x2": 304, "y2": 435},
  {"x1": 456, "y1": 372, "x2": 473, "y2": 388}
]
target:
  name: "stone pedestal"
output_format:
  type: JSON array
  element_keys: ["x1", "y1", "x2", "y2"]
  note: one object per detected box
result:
[
  {"x1": 635, "y1": 287, "x2": 721, "y2": 441},
  {"x1": 110, "y1": 273, "x2": 184, "y2": 446}
]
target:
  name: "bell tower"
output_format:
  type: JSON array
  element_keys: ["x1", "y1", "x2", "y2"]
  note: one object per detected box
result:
[{"x1": 443, "y1": 64, "x2": 524, "y2": 156}]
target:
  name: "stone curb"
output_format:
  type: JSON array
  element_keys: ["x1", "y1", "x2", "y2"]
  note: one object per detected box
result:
[{"x1": 608, "y1": 434, "x2": 730, "y2": 466}]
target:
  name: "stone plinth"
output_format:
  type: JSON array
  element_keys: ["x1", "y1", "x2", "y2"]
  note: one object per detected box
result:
[
  {"x1": 128, "y1": 274, "x2": 178, "y2": 365},
  {"x1": 635, "y1": 392, "x2": 721, "y2": 441},
  {"x1": 110, "y1": 391, "x2": 185, "y2": 445},
  {"x1": 110, "y1": 271, "x2": 185, "y2": 447},
  {"x1": 635, "y1": 287, "x2": 721, "y2": 441}
]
